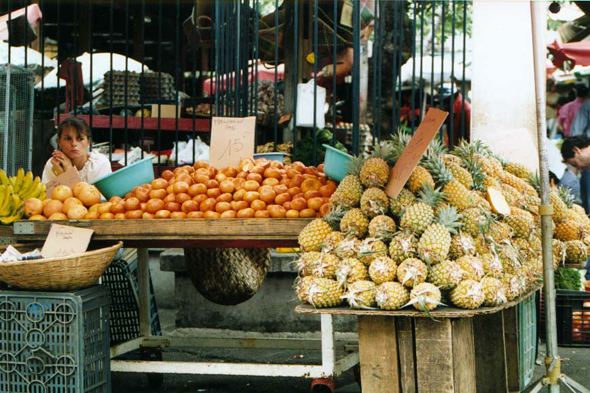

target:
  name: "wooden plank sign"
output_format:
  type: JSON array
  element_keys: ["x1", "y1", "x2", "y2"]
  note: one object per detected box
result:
[
  {"x1": 45, "y1": 166, "x2": 81, "y2": 197},
  {"x1": 209, "y1": 116, "x2": 256, "y2": 169},
  {"x1": 385, "y1": 108, "x2": 448, "y2": 199},
  {"x1": 41, "y1": 223, "x2": 94, "y2": 258}
]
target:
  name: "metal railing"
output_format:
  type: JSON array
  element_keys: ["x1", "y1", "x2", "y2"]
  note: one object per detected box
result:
[{"x1": 1, "y1": 0, "x2": 472, "y2": 173}]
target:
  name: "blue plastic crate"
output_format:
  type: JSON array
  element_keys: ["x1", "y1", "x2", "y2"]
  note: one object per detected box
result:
[
  {"x1": 0, "y1": 285, "x2": 110, "y2": 393},
  {"x1": 518, "y1": 292, "x2": 537, "y2": 390},
  {"x1": 101, "y1": 250, "x2": 161, "y2": 345}
]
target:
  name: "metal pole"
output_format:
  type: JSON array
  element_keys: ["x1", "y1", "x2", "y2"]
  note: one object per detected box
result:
[{"x1": 530, "y1": 3, "x2": 559, "y2": 392}]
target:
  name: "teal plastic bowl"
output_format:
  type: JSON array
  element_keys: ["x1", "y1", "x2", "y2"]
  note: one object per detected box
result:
[
  {"x1": 322, "y1": 144, "x2": 352, "y2": 182},
  {"x1": 92, "y1": 157, "x2": 155, "y2": 199},
  {"x1": 254, "y1": 152, "x2": 288, "y2": 163}
]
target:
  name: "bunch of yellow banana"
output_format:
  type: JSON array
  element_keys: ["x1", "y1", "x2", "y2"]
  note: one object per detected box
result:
[{"x1": 0, "y1": 168, "x2": 46, "y2": 225}]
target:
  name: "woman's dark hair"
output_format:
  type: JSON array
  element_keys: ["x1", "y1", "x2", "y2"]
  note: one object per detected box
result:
[
  {"x1": 561, "y1": 135, "x2": 590, "y2": 160},
  {"x1": 57, "y1": 117, "x2": 92, "y2": 140},
  {"x1": 577, "y1": 84, "x2": 589, "y2": 99}
]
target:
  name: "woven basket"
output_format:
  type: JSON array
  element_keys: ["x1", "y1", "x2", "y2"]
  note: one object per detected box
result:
[
  {"x1": 184, "y1": 248, "x2": 270, "y2": 306},
  {"x1": 0, "y1": 242, "x2": 122, "y2": 291}
]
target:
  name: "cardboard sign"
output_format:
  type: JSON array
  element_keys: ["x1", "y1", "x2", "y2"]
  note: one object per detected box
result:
[
  {"x1": 45, "y1": 166, "x2": 81, "y2": 197},
  {"x1": 41, "y1": 224, "x2": 94, "y2": 259},
  {"x1": 385, "y1": 108, "x2": 448, "y2": 199},
  {"x1": 209, "y1": 116, "x2": 256, "y2": 169}
]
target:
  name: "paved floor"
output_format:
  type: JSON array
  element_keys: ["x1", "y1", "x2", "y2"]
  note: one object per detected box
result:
[{"x1": 111, "y1": 252, "x2": 590, "y2": 393}]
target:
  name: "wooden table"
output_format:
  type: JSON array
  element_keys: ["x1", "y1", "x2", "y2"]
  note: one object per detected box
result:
[
  {"x1": 297, "y1": 287, "x2": 540, "y2": 393},
  {"x1": 10, "y1": 219, "x2": 361, "y2": 388}
]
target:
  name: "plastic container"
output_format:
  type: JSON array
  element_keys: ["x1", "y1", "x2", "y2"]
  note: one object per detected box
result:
[
  {"x1": 322, "y1": 144, "x2": 352, "y2": 182},
  {"x1": 538, "y1": 289, "x2": 590, "y2": 347},
  {"x1": 92, "y1": 157, "x2": 155, "y2": 199},
  {"x1": 253, "y1": 152, "x2": 288, "y2": 163},
  {"x1": 0, "y1": 286, "x2": 111, "y2": 393},
  {"x1": 518, "y1": 292, "x2": 537, "y2": 390},
  {"x1": 101, "y1": 251, "x2": 161, "y2": 345}
]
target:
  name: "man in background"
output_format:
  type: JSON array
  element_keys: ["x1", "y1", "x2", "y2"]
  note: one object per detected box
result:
[{"x1": 560, "y1": 84, "x2": 588, "y2": 138}]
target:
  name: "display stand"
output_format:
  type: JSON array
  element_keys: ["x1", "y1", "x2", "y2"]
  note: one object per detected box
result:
[{"x1": 12, "y1": 219, "x2": 360, "y2": 388}]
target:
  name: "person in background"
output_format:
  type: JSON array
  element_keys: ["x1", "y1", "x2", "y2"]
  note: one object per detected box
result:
[
  {"x1": 561, "y1": 135, "x2": 590, "y2": 212},
  {"x1": 42, "y1": 117, "x2": 112, "y2": 184},
  {"x1": 558, "y1": 84, "x2": 589, "y2": 138},
  {"x1": 548, "y1": 136, "x2": 580, "y2": 200}
]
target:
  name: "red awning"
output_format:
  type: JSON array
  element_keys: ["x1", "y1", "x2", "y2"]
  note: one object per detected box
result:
[{"x1": 548, "y1": 39, "x2": 590, "y2": 68}]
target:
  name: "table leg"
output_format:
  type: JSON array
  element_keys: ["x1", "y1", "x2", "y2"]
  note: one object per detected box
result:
[
  {"x1": 474, "y1": 312, "x2": 508, "y2": 392},
  {"x1": 358, "y1": 315, "x2": 400, "y2": 393},
  {"x1": 137, "y1": 247, "x2": 151, "y2": 337}
]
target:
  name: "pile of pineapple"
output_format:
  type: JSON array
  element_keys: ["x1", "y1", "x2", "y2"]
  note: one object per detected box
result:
[{"x1": 295, "y1": 135, "x2": 590, "y2": 313}]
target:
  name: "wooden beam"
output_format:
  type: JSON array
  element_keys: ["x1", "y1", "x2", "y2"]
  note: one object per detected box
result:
[
  {"x1": 358, "y1": 315, "x2": 400, "y2": 393},
  {"x1": 474, "y1": 312, "x2": 508, "y2": 392},
  {"x1": 396, "y1": 317, "x2": 416, "y2": 393}
]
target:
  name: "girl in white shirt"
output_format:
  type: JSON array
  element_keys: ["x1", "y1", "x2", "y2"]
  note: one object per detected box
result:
[{"x1": 42, "y1": 117, "x2": 112, "y2": 184}]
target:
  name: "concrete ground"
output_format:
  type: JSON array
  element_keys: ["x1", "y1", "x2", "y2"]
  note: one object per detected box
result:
[{"x1": 111, "y1": 251, "x2": 590, "y2": 393}]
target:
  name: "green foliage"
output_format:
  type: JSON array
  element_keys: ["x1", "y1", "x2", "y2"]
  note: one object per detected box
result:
[
  {"x1": 293, "y1": 128, "x2": 347, "y2": 167},
  {"x1": 555, "y1": 267, "x2": 583, "y2": 290}
]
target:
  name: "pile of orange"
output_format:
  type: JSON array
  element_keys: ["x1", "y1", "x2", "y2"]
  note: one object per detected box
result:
[{"x1": 27, "y1": 158, "x2": 336, "y2": 220}]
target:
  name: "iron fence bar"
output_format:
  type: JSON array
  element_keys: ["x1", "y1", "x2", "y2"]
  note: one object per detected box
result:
[
  {"x1": 140, "y1": 0, "x2": 145, "y2": 160},
  {"x1": 371, "y1": 0, "x2": 378, "y2": 145},
  {"x1": 397, "y1": 1, "x2": 403, "y2": 134},
  {"x1": 430, "y1": 0, "x2": 435, "y2": 110},
  {"x1": 7, "y1": 0, "x2": 10, "y2": 65},
  {"x1": 175, "y1": 0, "x2": 180, "y2": 167},
  {"x1": 89, "y1": 0, "x2": 93, "y2": 143},
  {"x1": 313, "y1": 0, "x2": 319, "y2": 165},
  {"x1": 273, "y1": 0, "x2": 279, "y2": 151},
  {"x1": 124, "y1": 0, "x2": 130, "y2": 166},
  {"x1": 242, "y1": 0, "x2": 250, "y2": 118},
  {"x1": 331, "y1": 0, "x2": 337, "y2": 146},
  {"x1": 376, "y1": 0, "x2": 383, "y2": 142},
  {"x1": 56, "y1": 0, "x2": 61, "y2": 128},
  {"x1": 235, "y1": 0, "x2": 242, "y2": 118},
  {"x1": 461, "y1": 1, "x2": 467, "y2": 140},
  {"x1": 352, "y1": 0, "x2": 360, "y2": 156},
  {"x1": 157, "y1": 0, "x2": 163, "y2": 174},
  {"x1": 440, "y1": 0, "x2": 445, "y2": 113},
  {"x1": 391, "y1": 0, "x2": 398, "y2": 135},
  {"x1": 292, "y1": 0, "x2": 298, "y2": 156},
  {"x1": 24, "y1": 3, "x2": 28, "y2": 66},
  {"x1": 419, "y1": 0, "x2": 425, "y2": 123},
  {"x1": 192, "y1": 0, "x2": 197, "y2": 164},
  {"x1": 73, "y1": 0, "x2": 78, "y2": 116},
  {"x1": 215, "y1": 0, "x2": 220, "y2": 116},
  {"x1": 411, "y1": 1, "x2": 417, "y2": 132},
  {"x1": 449, "y1": 0, "x2": 456, "y2": 149},
  {"x1": 109, "y1": 0, "x2": 114, "y2": 163}
]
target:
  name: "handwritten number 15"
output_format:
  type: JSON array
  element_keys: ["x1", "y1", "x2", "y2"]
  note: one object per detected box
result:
[{"x1": 219, "y1": 139, "x2": 244, "y2": 160}]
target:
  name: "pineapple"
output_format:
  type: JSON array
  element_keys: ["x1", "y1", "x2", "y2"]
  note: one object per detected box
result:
[
  {"x1": 481, "y1": 277, "x2": 507, "y2": 307},
  {"x1": 473, "y1": 235, "x2": 494, "y2": 255},
  {"x1": 321, "y1": 231, "x2": 345, "y2": 253},
  {"x1": 448, "y1": 163, "x2": 474, "y2": 189},
  {"x1": 368, "y1": 215, "x2": 397, "y2": 240},
  {"x1": 427, "y1": 260, "x2": 465, "y2": 290},
  {"x1": 502, "y1": 274, "x2": 526, "y2": 301},
  {"x1": 359, "y1": 145, "x2": 391, "y2": 188},
  {"x1": 329, "y1": 174, "x2": 364, "y2": 209},
  {"x1": 311, "y1": 253, "x2": 340, "y2": 279},
  {"x1": 480, "y1": 253, "x2": 503, "y2": 279},
  {"x1": 307, "y1": 277, "x2": 345, "y2": 308},
  {"x1": 501, "y1": 171, "x2": 530, "y2": 193},
  {"x1": 294, "y1": 276, "x2": 315, "y2": 303},
  {"x1": 344, "y1": 280, "x2": 377, "y2": 309},
  {"x1": 550, "y1": 190, "x2": 569, "y2": 222},
  {"x1": 455, "y1": 255, "x2": 485, "y2": 281},
  {"x1": 389, "y1": 232, "x2": 418, "y2": 263},
  {"x1": 389, "y1": 188, "x2": 416, "y2": 217},
  {"x1": 375, "y1": 282, "x2": 410, "y2": 310},
  {"x1": 450, "y1": 279, "x2": 485, "y2": 309},
  {"x1": 340, "y1": 208, "x2": 369, "y2": 238},
  {"x1": 442, "y1": 153, "x2": 463, "y2": 167},
  {"x1": 410, "y1": 283, "x2": 443, "y2": 311},
  {"x1": 448, "y1": 232, "x2": 476, "y2": 259},
  {"x1": 334, "y1": 237, "x2": 361, "y2": 259},
  {"x1": 488, "y1": 221, "x2": 514, "y2": 243},
  {"x1": 357, "y1": 238, "x2": 388, "y2": 266},
  {"x1": 554, "y1": 220, "x2": 581, "y2": 242},
  {"x1": 397, "y1": 258, "x2": 428, "y2": 288},
  {"x1": 360, "y1": 187, "x2": 389, "y2": 218},
  {"x1": 425, "y1": 156, "x2": 475, "y2": 210},
  {"x1": 399, "y1": 185, "x2": 443, "y2": 235},
  {"x1": 335, "y1": 258, "x2": 370, "y2": 287},
  {"x1": 296, "y1": 252, "x2": 323, "y2": 276},
  {"x1": 504, "y1": 214, "x2": 533, "y2": 239},
  {"x1": 368, "y1": 256, "x2": 397, "y2": 285},
  {"x1": 565, "y1": 240, "x2": 588, "y2": 265},
  {"x1": 298, "y1": 209, "x2": 342, "y2": 251},
  {"x1": 417, "y1": 206, "x2": 463, "y2": 264},
  {"x1": 501, "y1": 184, "x2": 521, "y2": 206},
  {"x1": 460, "y1": 207, "x2": 489, "y2": 237},
  {"x1": 504, "y1": 162, "x2": 533, "y2": 180},
  {"x1": 407, "y1": 165, "x2": 435, "y2": 193}
]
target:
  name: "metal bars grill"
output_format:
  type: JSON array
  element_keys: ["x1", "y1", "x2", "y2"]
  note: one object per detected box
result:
[{"x1": 1, "y1": 0, "x2": 471, "y2": 171}]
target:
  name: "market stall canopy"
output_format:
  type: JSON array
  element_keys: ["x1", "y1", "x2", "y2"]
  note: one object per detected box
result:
[{"x1": 548, "y1": 39, "x2": 590, "y2": 68}]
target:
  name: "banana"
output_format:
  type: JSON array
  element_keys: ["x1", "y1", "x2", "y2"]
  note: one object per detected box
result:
[
  {"x1": 18, "y1": 171, "x2": 33, "y2": 196},
  {"x1": 0, "y1": 170, "x2": 9, "y2": 188},
  {"x1": 27, "y1": 180, "x2": 45, "y2": 200},
  {"x1": 0, "y1": 199, "x2": 23, "y2": 224},
  {"x1": 19, "y1": 175, "x2": 39, "y2": 199},
  {"x1": 0, "y1": 185, "x2": 14, "y2": 216},
  {"x1": 13, "y1": 168, "x2": 25, "y2": 191}
]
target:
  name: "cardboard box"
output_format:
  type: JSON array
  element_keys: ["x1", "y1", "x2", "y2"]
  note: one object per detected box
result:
[{"x1": 151, "y1": 104, "x2": 181, "y2": 118}]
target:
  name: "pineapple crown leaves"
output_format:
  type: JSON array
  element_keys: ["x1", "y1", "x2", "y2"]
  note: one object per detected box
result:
[
  {"x1": 423, "y1": 155, "x2": 454, "y2": 187},
  {"x1": 372, "y1": 143, "x2": 396, "y2": 166},
  {"x1": 323, "y1": 206, "x2": 347, "y2": 230},
  {"x1": 463, "y1": 156, "x2": 485, "y2": 192},
  {"x1": 528, "y1": 173, "x2": 541, "y2": 194},
  {"x1": 424, "y1": 136, "x2": 448, "y2": 161},
  {"x1": 558, "y1": 186, "x2": 575, "y2": 209},
  {"x1": 435, "y1": 206, "x2": 463, "y2": 235},
  {"x1": 389, "y1": 129, "x2": 412, "y2": 162},
  {"x1": 417, "y1": 183, "x2": 447, "y2": 208},
  {"x1": 477, "y1": 209, "x2": 495, "y2": 237},
  {"x1": 346, "y1": 155, "x2": 365, "y2": 176}
]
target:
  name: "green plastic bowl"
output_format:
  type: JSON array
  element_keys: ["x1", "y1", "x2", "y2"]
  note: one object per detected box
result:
[
  {"x1": 92, "y1": 157, "x2": 155, "y2": 199},
  {"x1": 322, "y1": 144, "x2": 352, "y2": 182}
]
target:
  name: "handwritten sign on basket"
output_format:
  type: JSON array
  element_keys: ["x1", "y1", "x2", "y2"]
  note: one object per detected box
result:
[
  {"x1": 209, "y1": 116, "x2": 256, "y2": 169},
  {"x1": 41, "y1": 224, "x2": 94, "y2": 259},
  {"x1": 385, "y1": 108, "x2": 448, "y2": 199}
]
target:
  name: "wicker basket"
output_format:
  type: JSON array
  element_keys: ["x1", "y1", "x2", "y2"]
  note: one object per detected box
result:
[
  {"x1": 184, "y1": 248, "x2": 270, "y2": 306},
  {"x1": 0, "y1": 242, "x2": 122, "y2": 291}
]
